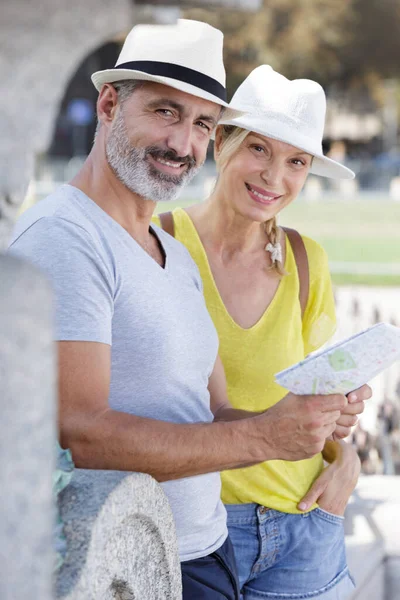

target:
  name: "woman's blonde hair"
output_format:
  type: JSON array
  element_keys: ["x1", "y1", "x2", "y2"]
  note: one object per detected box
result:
[{"x1": 215, "y1": 125, "x2": 286, "y2": 277}]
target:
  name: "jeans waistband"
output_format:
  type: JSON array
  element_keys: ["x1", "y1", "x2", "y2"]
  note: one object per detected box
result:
[{"x1": 225, "y1": 503, "x2": 294, "y2": 521}]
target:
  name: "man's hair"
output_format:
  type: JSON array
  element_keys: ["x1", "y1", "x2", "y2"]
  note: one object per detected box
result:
[
  {"x1": 94, "y1": 79, "x2": 145, "y2": 140},
  {"x1": 113, "y1": 79, "x2": 145, "y2": 104}
]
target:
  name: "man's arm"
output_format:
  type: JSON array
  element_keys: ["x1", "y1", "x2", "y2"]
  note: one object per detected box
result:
[
  {"x1": 208, "y1": 355, "x2": 364, "y2": 514},
  {"x1": 210, "y1": 355, "x2": 371, "y2": 439},
  {"x1": 59, "y1": 341, "x2": 346, "y2": 481}
]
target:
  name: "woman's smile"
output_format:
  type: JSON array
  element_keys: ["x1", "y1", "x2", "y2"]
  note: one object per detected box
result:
[{"x1": 245, "y1": 182, "x2": 283, "y2": 206}]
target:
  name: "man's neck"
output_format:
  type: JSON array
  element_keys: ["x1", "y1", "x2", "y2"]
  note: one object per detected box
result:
[{"x1": 70, "y1": 148, "x2": 156, "y2": 241}]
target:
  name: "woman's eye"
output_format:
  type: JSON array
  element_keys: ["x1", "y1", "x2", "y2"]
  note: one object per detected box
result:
[{"x1": 251, "y1": 145, "x2": 265, "y2": 153}]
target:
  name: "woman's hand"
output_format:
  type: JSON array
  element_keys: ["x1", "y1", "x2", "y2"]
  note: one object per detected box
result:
[
  {"x1": 297, "y1": 439, "x2": 361, "y2": 515},
  {"x1": 333, "y1": 384, "x2": 372, "y2": 440}
]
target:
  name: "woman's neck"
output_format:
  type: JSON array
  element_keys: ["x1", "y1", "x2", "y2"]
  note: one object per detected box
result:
[{"x1": 187, "y1": 191, "x2": 268, "y2": 259}]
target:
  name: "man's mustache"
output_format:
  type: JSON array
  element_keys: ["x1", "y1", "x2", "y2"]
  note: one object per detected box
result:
[{"x1": 145, "y1": 146, "x2": 197, "y2": 169}]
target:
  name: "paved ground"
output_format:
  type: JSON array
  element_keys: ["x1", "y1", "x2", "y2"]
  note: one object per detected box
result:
[{"x1": 346, "y1": 475, "x2": 400, "y2": 600}]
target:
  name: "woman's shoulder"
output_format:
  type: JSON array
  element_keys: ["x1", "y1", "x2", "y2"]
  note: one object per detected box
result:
[
  {"x1": 299, "y1": 234, "x2": 327, "y2": 259},
  {"x1": 288, "y1": 232, "x2": 330, "y2": 286},
  {"x1": 284, "y1": 229, "x2": 328, "y2": 267},
  {"x1": 299, "y1": 234, "x2": 329, "y2": 269}
]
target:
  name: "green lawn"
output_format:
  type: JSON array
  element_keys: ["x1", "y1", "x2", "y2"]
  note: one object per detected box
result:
[
  {"x1": 281, "y1": 200, "x2": 400, "y2": 260},
  {"x1": 281, "y1": 200, "x2": 400, "y2": 285},
  {"x1": 157, "y1": 198, "x2": 400, "y2": 286}
]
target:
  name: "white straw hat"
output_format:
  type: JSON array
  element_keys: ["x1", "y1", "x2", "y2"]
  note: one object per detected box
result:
[
  {"x1": 91, "y1": 19, "x2": 244, "y2": 122},
  {"x1": 219, "y1": 65, "x2": 354, "y2": 180}
]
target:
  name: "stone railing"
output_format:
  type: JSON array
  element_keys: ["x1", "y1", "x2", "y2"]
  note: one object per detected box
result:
[
  {"x1": 0, "y1": 255, "x2": 56, "y2": 600},
  {"x1": 56, "y1": 471, "x2": 181, "y2": 599}
]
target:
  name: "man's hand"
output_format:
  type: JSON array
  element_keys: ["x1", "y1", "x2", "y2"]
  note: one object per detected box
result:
[
  {"x1": 253, "y1": 392, "x2": 348, "y2": 462},
  {"x1": 333, "y1": 384, "x2": 372, "y2": 440},
  {"x1": 297, "y1": 439, "x2": 361, "y2": 514}
]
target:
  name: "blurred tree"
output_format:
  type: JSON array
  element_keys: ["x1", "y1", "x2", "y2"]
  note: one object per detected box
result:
[
  {"x1": 339, "y1": 0, "x2": 400, "y2": 84},
  {"x1": 184, "y1": 0, "x2": 355, "y2": 95},
  {"x1": 185, "y1": 0, "x2": 400, "y2": 106}
]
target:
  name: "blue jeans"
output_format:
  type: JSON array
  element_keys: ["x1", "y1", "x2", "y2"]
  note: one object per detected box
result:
[
  {"x1": 181, "y1": 535, "x2": 241, "y2": 599},
  {"x1": 226, "y1": 503, "x2": 356, "y2": 599}
]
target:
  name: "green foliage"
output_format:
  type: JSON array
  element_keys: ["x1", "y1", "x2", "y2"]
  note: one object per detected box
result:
[{"x1": 184, "y1": 0, "x2": 400, "y2": 101}]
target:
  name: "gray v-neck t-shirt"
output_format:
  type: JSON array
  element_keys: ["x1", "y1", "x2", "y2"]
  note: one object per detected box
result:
[{"x1": 8, "y1": 184, "x2": 227, "y2": 561}]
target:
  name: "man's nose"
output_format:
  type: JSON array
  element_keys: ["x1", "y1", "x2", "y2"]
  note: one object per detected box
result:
[{"x1": 165, "y1": 121, "x2": 194, "y2": 159}]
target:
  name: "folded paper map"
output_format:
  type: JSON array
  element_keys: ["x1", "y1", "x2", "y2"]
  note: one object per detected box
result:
[{"x1": 275, "y1": 322, "x2": 400, "y2": 395}]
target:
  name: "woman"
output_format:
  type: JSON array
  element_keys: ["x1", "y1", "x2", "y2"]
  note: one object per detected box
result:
[{"x1": 155, "y1": 65, "x2": 363, "y2": 599}]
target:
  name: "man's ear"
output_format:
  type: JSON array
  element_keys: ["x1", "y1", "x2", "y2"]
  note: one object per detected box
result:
[
  {"x1": 96, "y1": 84, "x2": 119, "y2": 127},
  {"x1": 213, "y1": 126, "x2": 223, "y2": 160}
]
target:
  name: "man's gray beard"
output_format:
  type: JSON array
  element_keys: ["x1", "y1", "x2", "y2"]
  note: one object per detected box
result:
[{"x1": 105, "y1": 109, "x2": 202, "y2": 203}]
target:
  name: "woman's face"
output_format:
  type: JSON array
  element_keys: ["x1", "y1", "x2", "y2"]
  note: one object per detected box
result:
[{"x1": 217, "y1": 131, "x2": 312, "y2": 223}]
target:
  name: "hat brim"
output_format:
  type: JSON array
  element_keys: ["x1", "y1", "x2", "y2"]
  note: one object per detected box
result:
[
  {"x1": 91, "y1": 69, "x2": 245, "y2": 122},
  {"x1": 217, "y1": 117, "x2": 355, "y2": 180}
]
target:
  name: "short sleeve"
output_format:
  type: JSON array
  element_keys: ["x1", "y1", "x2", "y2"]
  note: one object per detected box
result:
[
  {"x1": 302, "y1": 237, "x2": 336, "y2": 356},
  {"x1": 8, "y1": 217, "x2": 114, "y2": 344}
]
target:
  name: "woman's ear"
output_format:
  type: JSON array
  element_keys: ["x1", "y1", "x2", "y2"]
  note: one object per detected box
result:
[{"x1": 213, "y1": 126, "x2": 224, "y2": 160}]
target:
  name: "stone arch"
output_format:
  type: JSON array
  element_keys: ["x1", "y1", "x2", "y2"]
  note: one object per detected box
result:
[
  {"x1": 0, "y1": 0, "x2": 136, "y2": 247},
  {"x1": 43, "y1": 39, "x2": 121, "y2": 166}
]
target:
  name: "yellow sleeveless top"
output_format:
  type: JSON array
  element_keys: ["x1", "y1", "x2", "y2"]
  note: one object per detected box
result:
[{"x1": 153, "y1": 208, "x2": 337, "y2": 513}]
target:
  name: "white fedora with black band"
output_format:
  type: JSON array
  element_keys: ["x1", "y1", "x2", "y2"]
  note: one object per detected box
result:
[
  {"x1": 91, "y1": 19, "x2": 244, "y2": 121},
  {"x1": 219, "y1": 65, "x2": 355, "y2": 180}
]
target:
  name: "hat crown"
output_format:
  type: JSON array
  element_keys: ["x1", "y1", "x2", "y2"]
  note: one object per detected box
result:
[
  {"x1": 116, "y1": 19, "x2": 226, "y2": 86},
  {"x1": 91, "y1": 19, "x2": 245, "y2": 122},
  {"x1": 219, "y1": 65, "x2": 355, "y2": 180},
  {"x1": 230, "y1": 65, "x2": 326, "y2": 152}
]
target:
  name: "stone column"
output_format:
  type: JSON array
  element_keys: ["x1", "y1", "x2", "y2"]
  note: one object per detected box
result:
[{"x1": 0, "y1": 254, "x2": 56, "y2": 600}]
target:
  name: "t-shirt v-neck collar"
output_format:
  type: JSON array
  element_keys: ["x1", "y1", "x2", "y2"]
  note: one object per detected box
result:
[{"x1": 66, "y1": 184, "x2": 169, "y2": 272}]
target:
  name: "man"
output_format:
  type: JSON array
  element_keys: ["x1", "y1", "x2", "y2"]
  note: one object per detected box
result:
[{"x1": 9, "y1": 19, "x2": 369, "y2": 599}]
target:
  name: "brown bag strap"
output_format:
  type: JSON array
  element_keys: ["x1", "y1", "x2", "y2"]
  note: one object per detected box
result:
[
  {"x1": 159, "y1": 212, "x2": 175, "y2": 237},
  {"x1": 158, "y1": 214, "x2": 309, "y2": 318},
  {"x1": 282, "y1": 226, "x2": 309, "y2": 318}
]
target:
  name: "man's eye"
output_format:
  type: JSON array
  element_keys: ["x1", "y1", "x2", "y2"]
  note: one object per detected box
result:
[
  {"x1": 196, "y1": 121, "x2": 211, "y2": 132},
  {"x1": 291, "y1": 158, "x2": 306, "y2": 166},
  {"x1": 157, "y1": 109, "x2": 174, "y2": 117}
]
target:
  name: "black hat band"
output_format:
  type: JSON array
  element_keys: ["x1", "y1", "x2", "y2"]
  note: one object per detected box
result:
[{"x1": 115, "y1": 60, "x2": 227, "y2": 102}]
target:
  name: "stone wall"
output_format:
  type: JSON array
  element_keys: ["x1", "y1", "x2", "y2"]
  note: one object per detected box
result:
[{"x1": 0, "y1": 0, "x2": 137, "y2": 249}]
